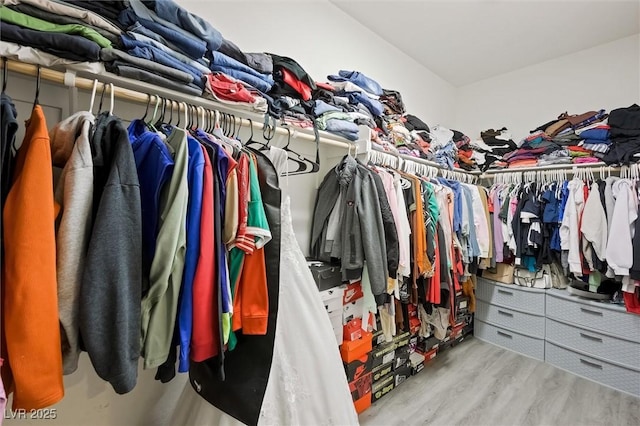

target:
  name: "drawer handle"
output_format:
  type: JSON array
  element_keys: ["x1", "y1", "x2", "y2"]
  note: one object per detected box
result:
[
  {"x1": 580, "y1": 307, "x2": 603, "y2": 316},
  {"x1": 580, "y1": 358, "x2": 603, "y2": 370},
  {"x1": 497, "y1": 289, "x2": 513, "y2": 296},
  {"x1": 497, "y1": 331, "x2": 513, "y2": 339},
  {"x1": 580, "y1": 332, "x2": 603, "y2": 343},
  {"x1": 498, "y1": 310, "x2": 514, "y2": 317}
]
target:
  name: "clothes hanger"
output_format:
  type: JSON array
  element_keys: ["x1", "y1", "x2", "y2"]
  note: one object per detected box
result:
[
  {"x1": 32, "y1": 65, "x2": 41, "y2": 109},
  {"x1": 2, "y1": 57, "x2": 8, "y2": 94},
  {"x1": 141, "y1": 94, "x2": 152, "y2": 122},
  {"x1": 279, "y1": 126, "x2": 308, "y2": 174},
  {"x1": 285, "y1": 127, "x2": 320, "y2": 175},
  {"x1": 88, "y1": 79, "x2": 99, "y2": 115},
  {"x1": 244, "y1": 116, "x2": 273, "y2": 150}
]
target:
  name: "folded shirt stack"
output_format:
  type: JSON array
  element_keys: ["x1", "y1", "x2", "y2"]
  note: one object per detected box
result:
[
  {"x1": 602, "y1": 104, "x2": 640, "y2": 165},
  {"x1": 577, "y1": 125, "x2": 611, "y2": 154},
  {"x1": 204, "y1": 73, "x2": 268, "y2": 113}
]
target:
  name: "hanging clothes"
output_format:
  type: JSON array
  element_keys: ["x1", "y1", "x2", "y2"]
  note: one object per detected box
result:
[{"x1": 2, "y1": 104, "x2": 63, "y2": 410}]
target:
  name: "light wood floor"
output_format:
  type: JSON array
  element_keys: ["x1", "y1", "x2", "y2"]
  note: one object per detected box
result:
[{"x1": 360, "y1": 337, "x2": 640, "y2": 426}]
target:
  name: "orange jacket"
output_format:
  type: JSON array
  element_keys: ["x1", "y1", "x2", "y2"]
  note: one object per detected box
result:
[{"x1": 2, "y1": 106, "x2": 63, "y2": 409}]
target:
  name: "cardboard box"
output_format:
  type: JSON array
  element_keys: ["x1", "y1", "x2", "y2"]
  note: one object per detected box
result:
[
  {"x1": 372, "y1": 329, "x2": 386, "y2": 347},
  {"x1": 329, "y1": 310, "x2": 343, "y2": 345},
  {"x1": 393, "y1": 345, "x2": 410, "y2": 369},
  {"x1": 393, "y1": 331, "x2": 411, "y2": 348},
  {"x1": 340, "y1": 332, "x2": 372, "y2": 363},
  {"x1": 407, "y1": 303, "x2": 417, "y2": 318},
  {"x1": 394, "y1": 362, "x2": 412, "y2": 387},
  {"x1": 308, "y1": 261, "x2": 343, "y2": 291},
  {"x1": 348, "y1": 372, "x2": 372, "y2": 401},
  {"x1": 342, "y1": 281, "x2": 363, "y2": 304},
  {"x1": 371, "y1": 374, "x2": 395, "y2": 403},
  {"x1": 343, "y1": 318, "x2": 363, "y2": 342},
  {"x1": 482, "y1": 263, "x2": 515, "y2": 284},
  {"x1": 410, "y1": 352, "x2": 426, "y2": 375},
  {"x1": 371, "y1": 341, "x2": 396, "y2": 369},
  {"x1": 343, "y1": 298, "x2": 364, "y2": 325},
  {"x1": 320, "y1": 286, "x2": 345, "y2": 314},
  {"x1": 423, "y1": 347, "x2": 438, "y2": 363},
  {"x1": 371, "y1": 361, "x2": 394, "y2": 383},
  {"x1": 353, "y1": 393, "x2": 371, "y2": 414},
  {"x1": 408, "y1": 336, "x2": 418, "y2": 354},
  {"x1": 409, "y1": 317, "x2": 421, "y2": 336},
  {"x1": 344, "y1": 353, "x2": 372, "y2": 382}
]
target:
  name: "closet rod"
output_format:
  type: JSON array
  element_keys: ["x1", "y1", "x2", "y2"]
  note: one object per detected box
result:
[
  {"x1": 1, "y1": 59, "x2": 354, "y2": 150},
  {"x1": 398, "y1": 153, "x2": 480, "y2": 175},
  {"x1": 479, "y1": 161, "x2": 630, "y2": 177}
]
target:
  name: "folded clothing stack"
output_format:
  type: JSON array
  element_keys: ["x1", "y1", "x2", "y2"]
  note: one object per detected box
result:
[{"x1": 602, "y1": 104, "x2": 640, "y2": 165}]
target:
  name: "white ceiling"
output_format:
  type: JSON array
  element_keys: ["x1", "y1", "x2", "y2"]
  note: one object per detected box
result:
[{"x1": 331, "y1": 0, "x2": 640, "y2": 87}]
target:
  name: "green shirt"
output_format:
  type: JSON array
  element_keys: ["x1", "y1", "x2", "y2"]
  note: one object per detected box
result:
[
  {"x1": 0, "y1": 6, "x2": 112, "y2": 48},
  {"x1": 140, "y1": 128, "x2": 189, "y2": 369}
]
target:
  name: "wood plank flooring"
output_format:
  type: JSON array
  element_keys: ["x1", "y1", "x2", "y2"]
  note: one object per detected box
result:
[{"x1": 360, "y1": 337, "x2": 640, "y2": 426}]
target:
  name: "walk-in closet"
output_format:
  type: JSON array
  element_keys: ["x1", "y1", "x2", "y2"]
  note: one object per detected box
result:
[{"x1": 0, "y1": 1, "x2": 639, "y2": 425}]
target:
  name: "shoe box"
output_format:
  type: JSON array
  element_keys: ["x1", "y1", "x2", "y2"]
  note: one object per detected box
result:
[
  {"x1": 371, "y1": 341, "x2": 396, "y2": 369},
  {"x1": 393, "y1": 344, "x2": 410, "y2": 369},
  {"x1": 320, "y1": 286, "x2": 345, "y2": 344},
  {"x1": 340, "y1": 331, "x2": 372, "y2": 363},
  {"x1": 409, "y1": 351, "x2": 425, "y2": 375},
  {"x1": 348, "y1": 371, "x2": 372, "y2": 403},
  {"x1": 308, "y1": 260, "x2": 342, "y2": 291},
  {"x1": 371, "y1": 361, "x2": 394, "y2": 384},
  {"x1": 394, "y1": 361, "x2": 412, "y2": 387},
  {"x1": 371, "y1": 374, "x2": 394, "y2": 403},
  {"x1": 353, "y1": 393, "x2": 371, "y2": 414},
  {"x1": 344, "y1": 352, "x2": 372, "y2": 382}
]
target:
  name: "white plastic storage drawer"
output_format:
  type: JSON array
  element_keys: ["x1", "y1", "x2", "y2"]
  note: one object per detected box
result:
[
  {"x1": 476, "y1": 278, "x2": 545, "y2": 314},
  {"x1": 476, "y1": 300, "x2": 545, "y2": 338},
  {"x1": 545, "y1": 318, "x2": 640, "y2": 371},
  {"x1": 475, "y1": 319, "x2": 545, "y2": 361},
  {"x1": 546, "y1": 292, "x2": 640, "y2": 343},
  {"x1": 545, "y1": 341, "x2": 640, "y2": 397}
]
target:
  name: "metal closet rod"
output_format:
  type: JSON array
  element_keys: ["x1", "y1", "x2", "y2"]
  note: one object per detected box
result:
[
  {"x1": 1, "y1": 59, "x2": 353, "y2": 150},
  {"x1": 479, "y1": 161, "x2": 632, "y2": 177}
]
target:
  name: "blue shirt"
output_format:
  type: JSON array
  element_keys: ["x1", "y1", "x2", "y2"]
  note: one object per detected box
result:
[
  {"x1": 177, "y1": 135, "x2": 205, "y2": 373},
  {"x1": 120, "y1": 34, "x2": 204, "y2": 88},
  {"x1": 438, "y1": 178, "x2": 463, "y2": 235},
  {"x1": 128, "y1": 120, "x2": 174, "y2": 292},
  {"x1": 118, "y1": 6, "x2": 206, "y2": 59}
]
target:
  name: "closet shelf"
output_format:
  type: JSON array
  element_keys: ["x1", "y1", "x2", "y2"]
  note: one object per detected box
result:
[{"x1": 1, "y1": 59, "x2": 360, "y2": 151}]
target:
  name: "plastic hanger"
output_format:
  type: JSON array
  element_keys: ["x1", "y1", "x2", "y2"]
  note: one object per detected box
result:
[
  {"x1": 141, "y1": 94, "x2": 152, "y2": 122},
  {"x1": 32, "y1": 65, "x2": 41, "y2": 109},
  {"x1": 88, "y1": 79, "x2": 99, "y2": 115},
  {"x1": 2, "y1": 57, "x2": 8, "y2": 94},
  {"x1": 284, "y1": 127, "x2": 320, "y2": 176}
]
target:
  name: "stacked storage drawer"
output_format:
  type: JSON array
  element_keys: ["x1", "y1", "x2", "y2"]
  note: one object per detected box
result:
[
  {"x1": 545, "y1": 290, "x2": 640, "y2": 397},
  {"x1": 475, "y1": 277, "x2": 546, "y2": 361}
]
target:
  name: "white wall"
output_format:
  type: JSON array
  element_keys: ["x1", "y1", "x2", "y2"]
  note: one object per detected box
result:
[
  {"x1": 455, "y1": 34, "x2": 640, "y2": 141},
  {"x1": 180, "y1": 0, "x2": 458, "y2": 127}
]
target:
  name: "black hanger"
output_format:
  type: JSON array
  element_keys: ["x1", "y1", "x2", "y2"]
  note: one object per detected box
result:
[
  {"x1": 33, "y1": 65, "x2": 41, "y2": 108},
  {"x1": 286, "y1": 121, "x2": 320, "y2": 176},
  {"x1": 245, "y1": 116, "x2": 274, "y2": 150},
  {"x1": 2, "y1": 57, "x2": 8, "y2": 94},
  {"x1": 97, "y1": 82, "x2": 107, "y2": 113},
  {"x1": 280, "y1": 126, "x2": 309, "y2": 174}
]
